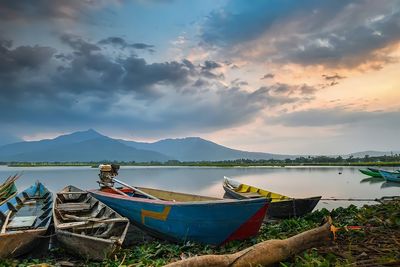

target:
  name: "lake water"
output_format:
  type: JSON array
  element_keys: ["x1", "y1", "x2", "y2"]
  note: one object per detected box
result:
[{"x1": 1, "y1": 165, "x2": 399, "y2": 210}]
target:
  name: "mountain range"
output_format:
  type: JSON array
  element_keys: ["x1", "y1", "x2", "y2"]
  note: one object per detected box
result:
[
  {"x1": 0, "y1": 129, "x2": 289, "y2": 162},
  {"x1": 0, "y1": 129, "x2": 398, "y2": 162}
]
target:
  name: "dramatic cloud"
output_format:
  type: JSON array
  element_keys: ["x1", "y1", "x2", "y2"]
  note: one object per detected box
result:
[
  {"x1": 0, "y1": 35, "x2": 315, "y2": 138},
  {"x1": 1, "y1": 0, "x2": 398, "y2": 153},
  {"x1": 201, "y1": 0, "x2": 400, "y2": 69}
]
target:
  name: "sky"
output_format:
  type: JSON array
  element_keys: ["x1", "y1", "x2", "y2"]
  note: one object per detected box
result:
[{"x1": 0, "y1": 0, "x2": 399, "y2": 155}]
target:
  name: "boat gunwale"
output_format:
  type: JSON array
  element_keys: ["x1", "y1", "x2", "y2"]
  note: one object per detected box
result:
[
  {"x1": 89, "y1": 188, "x2": 269, "y2": 206},
  {"x1": 55, "y1": 228, "x2": 125, "y2": 245},
  {"x1": 223, "y1": 179, "x2": 321, "y2": 201}
]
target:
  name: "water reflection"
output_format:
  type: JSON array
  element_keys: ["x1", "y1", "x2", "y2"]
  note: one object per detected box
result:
[
  {"x1": 360, "y1": 177, "x2": 385, "y2": 184},
  {"x1": 381, "y1": 182, "x2": 400, "y2": 188}
]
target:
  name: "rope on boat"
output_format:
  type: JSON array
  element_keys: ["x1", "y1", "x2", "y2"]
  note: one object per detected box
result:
[
  {"x1": 265, "y1": 196, "x2": 400, "y2": 202},
  {"x1": 320, "y1": 196, "x2": 400, "y2": 202}
]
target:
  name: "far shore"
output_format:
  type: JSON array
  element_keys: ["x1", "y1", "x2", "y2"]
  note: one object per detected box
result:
[{"x1": 3, "y1": 161, "x2": 400, "y2": 168}]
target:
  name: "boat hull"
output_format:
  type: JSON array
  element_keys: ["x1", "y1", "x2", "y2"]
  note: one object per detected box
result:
[
  {"x1": 56, "y1": 230, "x2": 120, "y2": 261},
  {"x1": 359, "y1": 169, "x2": 382, "y2": 178},
  {"x1": 379, "y1": 170, "x2": 400, "y2": 183},
  {"x1": 223, "y1": 185, "x2": 321, "y2": 219},
  {"x1": 90, "y1": 189, "x2": 268, "y2": 245},
  {"x1": 0, "y1": 229, "x2": 47, "y2": 258}
]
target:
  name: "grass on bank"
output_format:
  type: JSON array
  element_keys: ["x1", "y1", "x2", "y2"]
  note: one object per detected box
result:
[{"x1": 1, "y1": 199, "x2": 399, "y2": 266}]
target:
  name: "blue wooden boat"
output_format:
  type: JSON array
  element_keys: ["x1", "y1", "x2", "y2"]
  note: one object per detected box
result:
[
  {"x1": 0, "y1": 182, "x2": 53, "y2": 258},
  {"x1": 89, "y1": 186, "x2": 269, "y2": 245},
  {"x1": 379, "y1": 170, "x2": 400, "y2": 183}
]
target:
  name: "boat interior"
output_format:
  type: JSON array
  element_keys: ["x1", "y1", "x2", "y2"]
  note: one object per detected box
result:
[
  {"x1": 224, "y1": 179, "x2": 290, "y2": 202},
  {"x1": 55, "y1": 185, "x2": 128, "y2": 240},
  {"x1": 102, "y1": 187, "x2": 221, "y2": 202},
  {"x1": 102, "y1": 186, "x2": 220, "y2": 202},
  {"x1": 0, "y1": 184, "x2": 53, "y2": 234}
]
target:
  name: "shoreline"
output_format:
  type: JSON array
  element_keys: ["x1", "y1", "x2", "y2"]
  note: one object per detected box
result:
[{"x1": 3, "y1": 162, "x2": 400, "y2": 168}]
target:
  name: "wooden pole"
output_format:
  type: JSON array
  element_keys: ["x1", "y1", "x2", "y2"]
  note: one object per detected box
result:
[
  {"x1": 1, "y1": 211, "x2": 12, "y2": 234},
  {"x1": 113, "y1": 178, "x2": 159, "y2": 200},
  {"x1": 164, "y1": 218, "x2": 333, "y2": 267}
]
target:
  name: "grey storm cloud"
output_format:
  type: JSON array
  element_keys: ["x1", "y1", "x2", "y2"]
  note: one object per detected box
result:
[
  {"x1": 201, "y1": 0, "x2": 400, "y2": 69},
  {"x1": 261, "y1": 73, "x2": 274, "y2": 80},
  {"x1": 201, "y1": 60, "x2": 222, "y2": 70},
  {"x1": 0, "y1": 34, "x2": 313, "y2": 137},
  {"x1": 98, "y1": 37, "x2": 155, "y2": 51},
  {"x1": 322, "y1": 74, "x2": 346, "y2": 81},
  {"x1": 0, "y1": 39, "x2": 55, "y2": 74},
  {"x1": 266, "y1": 83, "x2": 317, "y2": 97},
  {"x1": 0, "y1": 0, "x2": 108, "y2": 21}
]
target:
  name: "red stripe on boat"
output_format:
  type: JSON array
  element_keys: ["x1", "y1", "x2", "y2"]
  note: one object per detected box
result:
[{"x1": 222, "y1": 203, "x2": 269, "y2": 244}]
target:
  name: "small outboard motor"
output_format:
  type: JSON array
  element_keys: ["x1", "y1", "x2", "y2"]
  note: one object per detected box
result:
[{"x1": 98, "y1": 164, "x2": 120, "y2": 187}]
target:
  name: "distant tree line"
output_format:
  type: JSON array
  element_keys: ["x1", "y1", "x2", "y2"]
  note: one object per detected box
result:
[{"x1": 2, "y1": 154, "x2": 400, "y2": 167}]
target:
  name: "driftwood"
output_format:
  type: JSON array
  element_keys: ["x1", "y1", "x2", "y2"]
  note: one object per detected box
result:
[{"x1": 165, "y1": 217, "x2": 333, "y2": 267}]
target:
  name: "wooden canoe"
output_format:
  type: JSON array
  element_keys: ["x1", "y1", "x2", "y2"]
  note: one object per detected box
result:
[
  {"x1": 223, "y1": 177, "x2": 321, "y2": 219},
  {"x1": 0, "y1": 182, "x2": 53, "y2": 258},
  {"x1": 53, "y1": 185, "x2": 129, "y2": 260},
  {"x1": 89, "y1": 185, "x2": 269, "y2": 246},
  {"x1": 379, "y1": 170, "x2": 400, "y2": 183}
]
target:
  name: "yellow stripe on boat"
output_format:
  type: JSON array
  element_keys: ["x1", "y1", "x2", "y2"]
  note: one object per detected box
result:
[
  {"x1": 141, "y1": 206, "x2": 171, "y2": 224},
  {"x1": 235, "y1": 182, "x2": 289, "y2": 202}
]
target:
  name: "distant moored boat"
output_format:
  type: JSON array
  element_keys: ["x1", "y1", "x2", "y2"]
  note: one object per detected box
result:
[
  {"x1": 359, "y1": 168, "x2": 382, "y2": 178},
  {"x1": 223, "y1": 177, "x2": 321, "y2": 219},
  {"x1": 379, "y1": 170, "x2": 400, "y2": 183}
]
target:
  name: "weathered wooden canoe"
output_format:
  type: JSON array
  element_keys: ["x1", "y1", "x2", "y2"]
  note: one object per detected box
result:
[
  {"x1": 0, "y1": 174, "x2": 20, "y2": 206},
  {"x1": 379, "y1": 170, "x2": 400, "y2": 183},
  {"x1": 223, "y1": 177, "x2": 321, "y2": 219},
  {"x1": 89, "y1": 186, "x2": 269, "y2": 245},
  {"x1": 359, "y1": 168, "x2": 382, "y2": 178},
  {"x1": 0, "y1": 182, "x2": 53, "y2": 258},
  {"x1": 53, "y1": 185, "x2": 129, "y2": 260}
]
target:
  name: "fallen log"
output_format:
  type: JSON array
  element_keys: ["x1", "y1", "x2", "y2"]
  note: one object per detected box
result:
[{"x1": 164, "y1": 217, "x2": 333, "y2": 267}]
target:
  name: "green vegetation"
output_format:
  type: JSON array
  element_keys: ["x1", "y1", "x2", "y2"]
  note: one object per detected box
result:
[
  {"x1": 1, "y1": 199, "x2": 399, "y2": 266},
  {"x1": 4, "y1": 153, "x2": 400, "y2": 167}
]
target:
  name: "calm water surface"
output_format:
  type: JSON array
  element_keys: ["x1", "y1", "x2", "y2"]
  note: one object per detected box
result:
[{"x1": 0, "y1": 165, "x2": 399, "y2": 210}]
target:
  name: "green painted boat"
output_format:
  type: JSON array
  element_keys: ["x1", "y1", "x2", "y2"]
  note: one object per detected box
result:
[{"x1": 359, "y1": 169, "x2": 382, "y2": 178}]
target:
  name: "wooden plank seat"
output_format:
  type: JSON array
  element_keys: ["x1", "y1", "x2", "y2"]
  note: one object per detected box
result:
[
  {"x1": 57, "y1": 192, "x2": 88, "y2": 195},
  {"x1": 57, "y1": 203, "x2": 92, "y2": 212},
  {"x1": 7, "y1": 216, "x2": 37, "y2": 230},
  {"x1": 241, "y1": 192, "x2": 263, "y2": 198}
]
